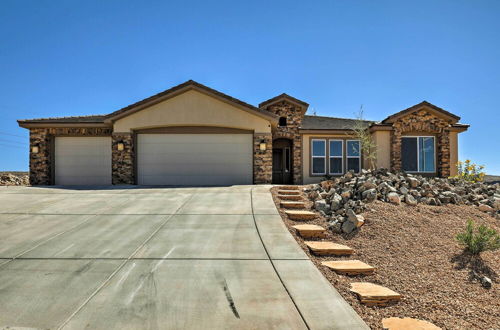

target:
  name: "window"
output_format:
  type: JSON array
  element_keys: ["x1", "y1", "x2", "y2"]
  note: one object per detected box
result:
[
  {"x1": 279, "y1": 117, "x2": 287, "y2": 127},
  {"x1": 329, "y1": 140, "x2": 343, "y2": 174},
  {"x1": 346, "y1": 140, "x2": 361, "y2": 173},
  {"x1": 284, "y1": 147, "x2": 291, "y2": 172},
  {"x1": 311, "y1": 139, "x2": 326, "y2": 174},
  {"x1": 402, "y1": 136, "x2": 435, "y2": 172}
]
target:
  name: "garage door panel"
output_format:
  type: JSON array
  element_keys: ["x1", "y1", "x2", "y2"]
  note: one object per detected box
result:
[
  {"x1": 138, "y1": 134, "x2": 252, "y2": 186},
  {"x1": 55, "y1": 137, "x2": 112, "y2": 185},
  {"x1": 141, "y1": 162, "x2": 250, "y2": 176},
  {"x1": 139, "y1": 174, "x2": 249, "y2": 186}
]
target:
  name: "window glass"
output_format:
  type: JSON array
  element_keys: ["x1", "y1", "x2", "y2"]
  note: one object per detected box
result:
[
  {"x1": 347, "y1": 140, "x2": 360, "y2": 157},
  {"x1": 402, "y1": 137, "x2": 418, "y2": 171},
  {"x1": 329, "y1": 140, "x2": 342, "y2": 157},
  {"x1": 402, "y1": 136, "x2": 435, "y2": 172},
  {"x1": 312, "y1": 158, "x2": 325, "y2": 174},
  {"x1": 284, "y1": 148, "x2": 290, "y2": 172},
  {"x1": 419, "y1": 137, "x2": 435, "y2": 172},
  {"x1": 279, "y1": 117, "x2": 287, "y2": 127},
  {"x1": 347, "y1": 158, "x2": 360, "y2": 173},
  {"x1": 312, "y1": 140, "x2": 326, "y2": 156},
  {"x1": 330, "y1": 158, "x2": 342, "y2": 174}
]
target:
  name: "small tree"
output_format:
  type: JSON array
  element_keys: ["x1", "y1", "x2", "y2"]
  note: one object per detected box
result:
[
  {"x1": 351, "y1": 106, "x2": 377, "y2": 169},
  {"x1": 456, "y1": 220, "x2": 500, "y2": 255}
]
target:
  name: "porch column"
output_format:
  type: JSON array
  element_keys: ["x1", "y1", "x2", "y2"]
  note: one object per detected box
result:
[{"x1": 253, "y1": 133, "x2": 272, "y2": 184}]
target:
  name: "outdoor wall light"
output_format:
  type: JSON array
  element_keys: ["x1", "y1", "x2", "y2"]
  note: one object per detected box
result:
[
  {"x1": 31, "y1": 145, "x2": 39, "y2": 154},
  {"x1": 259, "y1": 140, "x2": 267, "y2": 151},
  {"x1": 117, "y1": 142, "x2": 125, "y2": 151}
]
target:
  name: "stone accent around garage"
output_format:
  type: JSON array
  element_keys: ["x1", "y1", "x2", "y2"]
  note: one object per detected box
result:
[
  {"x1": 29, "y1": 128, "x2": 51, "y2": 185},
  {"x1": 390, "y1": 109, "x2": 452, "y2": 177},
  {"x1": 112, "y1": 133, "x2": 135, "y2": 185},
  {"x1": 28, "y1": 127, "x2": 112, "y2": 185},
  {"x1": 253, "y1": 134, "x2": 272, "y2": 184},
  {"x1": 262, "y1": 100, "x2": 305, "y2": 184}
]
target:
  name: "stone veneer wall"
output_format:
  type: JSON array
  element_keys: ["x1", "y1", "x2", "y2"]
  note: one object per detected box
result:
[
  {"x1": 263, "y1": 101, "x2": 304, "y2": 184},
  {"x1": 28, "y1": 127, "x2": 112, "y2": 185},
  {"x1": 253, "y1": 134, "x2": 272, "y2": 184},
  {"x1": 112, "y1": 133, "x2": 135, "y2": 184},
  {"x1": 390, "y1": 109, "x2": 452, "y2": 177}
]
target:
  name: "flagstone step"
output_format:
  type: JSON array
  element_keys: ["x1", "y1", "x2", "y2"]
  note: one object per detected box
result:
[
  {"x1": 350, "y1": 282, "x2": 401, "y2": 306},
  {"x1": 292, "y1": 224, "x2": 326, "y2": 238},
  {"x1": 278, "y1": 190, "x2": 301, "y2": 195},
  {"x1": 382, "y1": 317, "x2": 441, "y2": 330},
  {"x1": 279, "y1": 186, "x2": 300, "y2": 190},
  {"x1": 280, "y1": 201, "x2": 306, "y2": 209},
  {"x1": 321, "y1": 260, "x2": 375, "y2": 275},
  {"x1": 278, "y1": 194, "x2": 302, "y2": 201},
  {"x1": 285, "y1": 210, "x2": 317, "y2": 221},
  {"x1": 304, "y1": 241, "x2": 353, "y2": 256}
]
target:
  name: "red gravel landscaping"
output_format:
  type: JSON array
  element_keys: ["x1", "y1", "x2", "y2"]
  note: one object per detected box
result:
[{"x1": 271, "y1": 186, "x2": 500, "y2": 330}]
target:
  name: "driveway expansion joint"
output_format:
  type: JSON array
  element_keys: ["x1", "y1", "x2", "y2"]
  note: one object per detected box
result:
[
  {"x1": 56, "y1": 191, "x2": 197, "y2": 330},
  {"x1": 250, "y1": 187, "x2": 311, "y2": 330}
]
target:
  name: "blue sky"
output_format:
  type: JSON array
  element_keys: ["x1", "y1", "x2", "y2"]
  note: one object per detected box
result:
[{"x1": 1, "y1": 0, "x2": 499, "y2": 174}]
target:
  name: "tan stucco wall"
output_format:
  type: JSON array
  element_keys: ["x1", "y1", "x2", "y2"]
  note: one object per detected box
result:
[
  {"x1": 450, "y1": 131, "x2": 458, "y2": 176},
  {"x1": 372, "y1": 130, "x2": 391, "y2": 170},
  {"x1": 113, "y1": 90, "x2": 272, "y2": 133}
]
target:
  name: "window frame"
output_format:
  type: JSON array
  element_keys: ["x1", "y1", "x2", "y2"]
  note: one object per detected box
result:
[
  {"x1": 346, "y1": 139, "x2": 361, "y2": 174},
  {"x1": 328, "y1": 139, "x2": 344, "y2": 175},
  {"x1": 311, "y1": 138, "x2": 327, "y2": 175},
  {"x1": 401, "y1": 135, "x2": 436, "y2": 173}
]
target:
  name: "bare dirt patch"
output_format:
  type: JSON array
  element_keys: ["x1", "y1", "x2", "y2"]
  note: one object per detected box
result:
[{"x1": 271, "y1": 186, "x2": 500, "y2": 330}]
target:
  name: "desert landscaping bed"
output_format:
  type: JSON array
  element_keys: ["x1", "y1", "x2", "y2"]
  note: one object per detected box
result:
[
  {"x1": 0, "y1": 171, "x2": 29, "y2": 186},
  {"x1": 271, "y1": 186, "x2": 499, "y2": 330}
]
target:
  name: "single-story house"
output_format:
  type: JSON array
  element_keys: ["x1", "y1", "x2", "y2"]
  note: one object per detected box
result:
[{"x1": 18, "y1": 80, "x2": 469, "y2": 186}]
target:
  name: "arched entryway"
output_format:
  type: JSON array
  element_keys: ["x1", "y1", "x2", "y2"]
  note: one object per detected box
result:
[{"x1": 272, "y1": 138, "x2": 293, "y2": 184}]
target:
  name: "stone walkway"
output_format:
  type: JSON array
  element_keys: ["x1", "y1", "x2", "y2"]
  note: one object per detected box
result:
[{"x1": 277, "y1": 186, "x2": 441, "y2": 329}]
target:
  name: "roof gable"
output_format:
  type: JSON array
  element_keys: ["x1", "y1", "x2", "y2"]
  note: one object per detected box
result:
[
  {"x1": 18, "y1": 80, "x2": 278, "y2": 128},
  {"x1": 259, "y1": 93, "x2": 309, "y2": 113},
  {"x1": 105, "y1": 80, "x2": 278, "y2": 123},
  {"x1": 382, "y1": 101, "x2": 460, "y2": 124}
]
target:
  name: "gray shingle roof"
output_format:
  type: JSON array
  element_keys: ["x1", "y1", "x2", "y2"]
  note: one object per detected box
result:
[
  {"x1": 18, "y1": 115, "x2": 106, "y2": 123},
  {"x1": 300, "y1": 115, "x2": 374, "y2": 130}
]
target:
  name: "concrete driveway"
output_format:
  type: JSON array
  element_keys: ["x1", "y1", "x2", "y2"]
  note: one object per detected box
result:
[{"x1": 0, "y1": 185, "x2": 367, "y2": 330}]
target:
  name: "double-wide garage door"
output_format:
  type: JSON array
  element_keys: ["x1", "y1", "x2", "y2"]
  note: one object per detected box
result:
[{"x1": 137, "y1": 134, "x2": 253, "y2": 186}]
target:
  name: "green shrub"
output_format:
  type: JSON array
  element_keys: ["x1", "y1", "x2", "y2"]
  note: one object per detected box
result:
[{"x1": 456, "y1": 220, "x2": 500, "y2": 255}]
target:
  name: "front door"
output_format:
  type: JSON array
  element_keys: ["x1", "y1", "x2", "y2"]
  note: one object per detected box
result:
[{"x1": 272, "y1": 139, "x2": 293, "y2": 184}]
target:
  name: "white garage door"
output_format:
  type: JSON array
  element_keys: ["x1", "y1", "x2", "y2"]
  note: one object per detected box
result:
[
  {"x1": 137, "y1": 134, "x2": 252, "y2": 185},
  {"x1": 55, "y1": 137, "x2": 112, "y2": 185}
]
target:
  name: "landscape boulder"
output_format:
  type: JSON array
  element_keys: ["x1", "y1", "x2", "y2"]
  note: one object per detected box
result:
[{"x1": 303, "y1": 168, "x2": 500, "y2": 236}]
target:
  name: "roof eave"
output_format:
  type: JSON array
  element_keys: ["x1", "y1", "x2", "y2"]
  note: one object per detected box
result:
[
  {"x1": 18, "y1": 121, "x2": 111, "y2": 129},
  {"x1": 299, "y1": 128, "x2": 356, "y2": 134}
]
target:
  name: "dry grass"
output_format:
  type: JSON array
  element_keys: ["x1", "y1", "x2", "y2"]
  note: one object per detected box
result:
[{"x1": 271, "y1": 186, "x2": 500, "y2": 330}]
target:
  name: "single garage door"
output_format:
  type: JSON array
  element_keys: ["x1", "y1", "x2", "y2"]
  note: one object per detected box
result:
[
  {"x1": 137, "y1": 134, "x2": 253, "y2": 185},
  {"x1": 55, "y1": 137, "x2": 112, "y2": 185}
]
